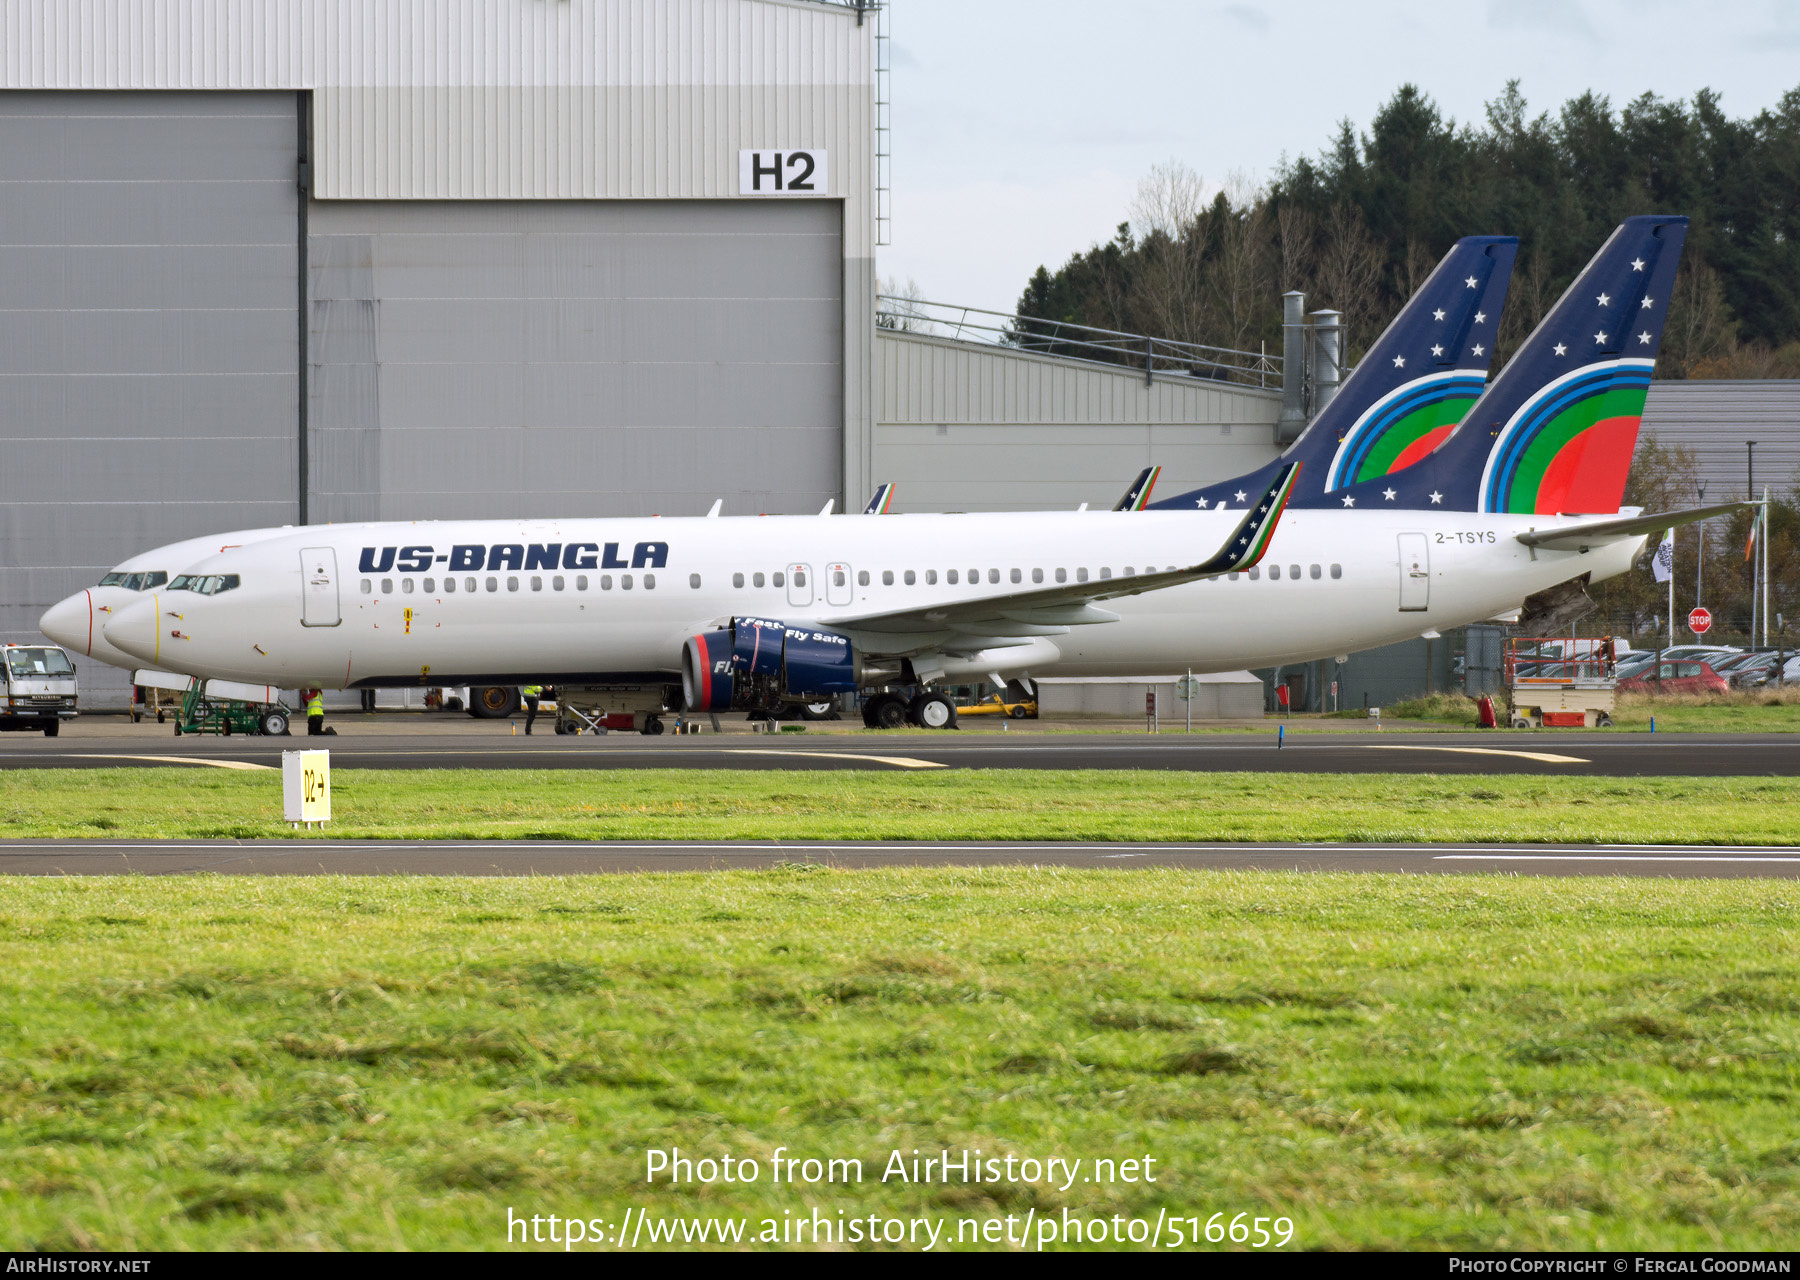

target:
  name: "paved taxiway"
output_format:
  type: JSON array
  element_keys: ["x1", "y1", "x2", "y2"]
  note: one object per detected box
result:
[
  {"x1": 4, "y1": 839, "x2": 1799, "y2": 877},
  {"x1": 3, "y1": 724, "x2": 1797, "y2": 775}
]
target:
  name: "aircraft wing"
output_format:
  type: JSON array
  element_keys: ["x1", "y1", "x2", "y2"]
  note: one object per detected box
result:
[
  {"x1": 820, "y1": 462, "x2": 1299, "y2": 653},
  {"x1": 1515, "y1": 501, "x2": 1752, "y2": 552}
]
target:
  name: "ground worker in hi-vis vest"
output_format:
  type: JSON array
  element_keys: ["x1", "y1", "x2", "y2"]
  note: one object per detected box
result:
[
  {"x1": 522, "y1": 685, "x2": 542, "y2": 735},
  {"x1": 304, "y1": 688, "x2": 335, "y2": 736}
]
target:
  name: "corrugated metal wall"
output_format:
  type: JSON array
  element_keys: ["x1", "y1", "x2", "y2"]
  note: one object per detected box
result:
[
  {"x1": 872, "y1": 330, "x2": 1284, "y2": 512},
  {"x1": 0, "y1": 91, "x2": 300, "y2": 702},
  {"x1": 1641, "y1": 381, "x2": 1800, "y2": 500},
  {"x1": 308, "y1": 198, "x2": 843, "y2": 521}
]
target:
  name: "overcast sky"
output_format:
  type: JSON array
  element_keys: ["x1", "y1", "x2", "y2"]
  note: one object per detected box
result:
[{"x1": 876, "y1": 0, "x2": 1800, "y2": 316}]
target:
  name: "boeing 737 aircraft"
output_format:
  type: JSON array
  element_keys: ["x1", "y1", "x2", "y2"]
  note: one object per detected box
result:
[{"x1": 75, "y1": 216, "x2": 1740, "y2": 731}]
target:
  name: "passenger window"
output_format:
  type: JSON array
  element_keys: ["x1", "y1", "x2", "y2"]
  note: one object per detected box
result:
[
  {"x1": 792, "y1": 570, "x2": 804, "y2": 587},
  {"x1": 1330, "y1": 564, "x2": 1342, "y2": 579},
  {"x1": 904, "y1": 570, "x2": 916, "y2": 586},
  {"x1": 443, "y1": 577, "x2": 455, "y2": 593},
  {"x1": 925, "y1": 569, "x2": 937, "y2": 585},
  {"x1": 381, "y1": 578, "x2": 394, "y2": 594},
  {"x1": 575, "y1": 575, "x2": 588, "y2": 591},
  {"x1": 507, "y1": 576, "x2": 519, "y2": 592},
  {"x1": 423, "y1": 577, "x2": 435, "y2": 593},
  {"x1": 1099, "y1": 567, "x2": 1112, "y2": 580},
  {"x1": 553, "y1": 575, "x2": 564, "y2": 591},
  {"x1": 988, "y1": 569, "x2": 1000, "y2": 584},
  {"x1": 529, "y1": 576, "x2": 542, "y2": 592},
  {"x1": 883, "y1": 570, "x2": 895, "y2": 586},
  {"x1": 644, "y1": 574, "x2": 655, "y2": 589},
  {"x1": 600, "y1": 575, "x2": 612, "y2": 590},
  {"x1": 1032, "y1": 568, "x2": 1043, "y2": 583},
  {"x1": 773, "y1": 571, "x2": 785, "y2": 588},
  {"x1": 1248, "y1": 567, "x2": 1261, "y2": 580},
  {"x1": 1076, "y1": 568, "x2": 1088, "y2": 583},
  {"x1": 733, "y1": 572, "x2": 745, "y2": 588},
  {"x1": 486, "y1": 577, "x2": 498, "y2": 592},
  {"x1": 1289, "y1": 564, "x2": 1300, "y2": 579},
  {"x1": 968, "y1": 568, "x2": 979, "y2": 583},
  {"x1": 1010, "y1": 568, "x2": 1022, "y2": 584},
  {"x1": 1270, "y1": 565, "x2": 1281, "y2": 580},
  {"x1": 360, "y1": 579, "x2": 372, "y2": 595},
  {"x1": 858, "y1": 570, "x2": 870, "y2": 586},
  {"x1": 1228, "y1": 572, "x2": 1240, "y2": 581},
  {"x1": 622, "y1": 574, "x2": 634, "y2": 590},
  {"x1": 833, "y1": 569, "x2": 846, "y2": 587},
  {"x1": 690, "y1": 573, "x2": 701, "y2": 589},
  {"x1": 1055, "y1": 568, "x2": 1067, "y2": 583},
  {"x1": 1310, "y1": 564, "x2": 1322, "y2": 580},
  {"x1": 1123, "y1": 566, "x2": 1134, "y2": 577},
  {"x1": 753, "y1": 572, "x2": 765, "y2": 588},
  {"x1": 947, "y1": 569, "x2": 959, "y2": 584}
]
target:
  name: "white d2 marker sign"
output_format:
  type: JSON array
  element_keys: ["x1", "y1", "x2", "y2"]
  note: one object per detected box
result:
[
  {"x1": 739, "y1": 149, "x2": 828, "y2": 195},
  {"x1": 283, "y1": 749, "x2": 331, "y2": 828}
]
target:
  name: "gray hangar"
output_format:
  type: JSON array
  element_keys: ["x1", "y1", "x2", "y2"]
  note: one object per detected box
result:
[{"x1": 1, "y1": 0, "x2": 1284, "y2": 706}]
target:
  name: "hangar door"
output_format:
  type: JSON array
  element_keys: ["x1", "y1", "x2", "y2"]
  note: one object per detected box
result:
[
  {"x1": 0, "y1": 92, "x2": 300, "y2": 697},
  {"x1": 307, "y1": 200, "x2": 843, "y2": 523}
]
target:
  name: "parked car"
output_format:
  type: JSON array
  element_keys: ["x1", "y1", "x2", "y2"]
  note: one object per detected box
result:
[
  {"x1": 957, "y1": 691, "x2": 1038, "y2": 719},
  {"x1": 1617, "y1": 660, "x2": 1731, "y2": 695}
]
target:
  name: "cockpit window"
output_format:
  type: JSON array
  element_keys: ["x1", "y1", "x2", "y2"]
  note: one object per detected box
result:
[
  {"x1": 5, "y1": 647, "x2": 74, "y2": 677},
  {"x1": 140, "y1": 571, "x2": 167, "y2": 588},
  {"x1": 99, "y1": 572, "x2": 125, "y2": 587},
  {"x1": 120, "y1": 573, "x2": 145, "y2": 591},
  {"x1": 168, "y1": 574, "x2": 241, "y2": 596}
]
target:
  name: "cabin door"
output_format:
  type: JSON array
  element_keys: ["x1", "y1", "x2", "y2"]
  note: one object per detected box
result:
[{"x1": 301, "y1": 548, "x2": 341, "y2": 627}]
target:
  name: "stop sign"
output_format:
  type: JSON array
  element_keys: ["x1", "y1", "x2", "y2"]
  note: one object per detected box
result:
[{"x1": 1689, "y1": 606, "x2": 1713, "y2": 634}]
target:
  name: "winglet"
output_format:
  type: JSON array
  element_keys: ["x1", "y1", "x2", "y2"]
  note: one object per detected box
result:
[
  {"x1": 1194, "y1": 461, "x2": 1302, "y2": 575},
  {"x1": 706, "y1": 498, "x2": 723, "y2": 518},
  {"x1": 863, "y1": 483, "x2": 897, "y2": 515},
  {"x1": 1113, "y1": 465, "x2": 1162, "y2": 511}
]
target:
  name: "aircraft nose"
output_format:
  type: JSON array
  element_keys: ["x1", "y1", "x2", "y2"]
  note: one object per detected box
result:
[
  {"x1": 40, "y1": 591, "x2": 95, "y2": 655},
  {"x1": 101, "y1": 595, "x2": 167, "y2": 667}
]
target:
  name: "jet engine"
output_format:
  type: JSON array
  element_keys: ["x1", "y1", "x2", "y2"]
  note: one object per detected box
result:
[{"x1": 681, "y1": 616, "x2": 895, "y2": 711}]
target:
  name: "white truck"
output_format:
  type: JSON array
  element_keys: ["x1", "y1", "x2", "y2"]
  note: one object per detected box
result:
[{"x1": 3, "y1": 644, "x2": 79, "y2": 736}]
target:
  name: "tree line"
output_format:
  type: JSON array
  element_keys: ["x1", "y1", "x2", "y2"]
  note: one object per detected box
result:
[{"x1": 1013, "y1": 82, "x2": 1800, "y2": 378}]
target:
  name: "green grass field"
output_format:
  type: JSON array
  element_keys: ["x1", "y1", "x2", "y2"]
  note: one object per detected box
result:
[
  {"x1": 4, "y1": 767, "x2": 1800, "y2": 843},
  {"x1": 3, "y1": 870, "x2": 1799, "y2": 1250}
]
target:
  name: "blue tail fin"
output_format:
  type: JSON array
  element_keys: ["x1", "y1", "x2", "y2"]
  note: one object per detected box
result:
[
  {"x1": 1327, "y1": 215, "x2": 1688, "y2": 513},
  {"x1": 1150, "y1": 235, "x2": 1517, "y2": 513}
]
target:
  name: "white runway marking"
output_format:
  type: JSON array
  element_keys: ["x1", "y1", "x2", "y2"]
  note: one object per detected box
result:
[
  {"x1": 1437, "y1": 854, "x2": 1800, "y2": 865},
  {"x1": 1364, "y1": 745, "x2": 1589, "y2": 764},
  {"x1": 66, "y1": 754, "x2": 273, "y2": 771},
  {"x1": 727, "y1": 749, "x2": 946, "y2": 769}
]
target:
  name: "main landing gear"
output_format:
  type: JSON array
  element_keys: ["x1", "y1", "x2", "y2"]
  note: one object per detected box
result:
[{"x1": 861, "y1": 689, "x2": 957, "y2": 730}]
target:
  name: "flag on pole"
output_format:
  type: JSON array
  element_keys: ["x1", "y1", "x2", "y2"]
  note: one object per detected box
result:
[
  {"x1": 1651, "y1": 528, "x2": 1674, "y2": 583},
  {"x1": 1746, "y1": 507, "x2": 1761, "y2": 561}
]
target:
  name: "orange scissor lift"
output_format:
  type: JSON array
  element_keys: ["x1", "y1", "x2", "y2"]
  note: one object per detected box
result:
[{"x1": 1504, "y1": 636, "x2": 1618, "y2": 729}]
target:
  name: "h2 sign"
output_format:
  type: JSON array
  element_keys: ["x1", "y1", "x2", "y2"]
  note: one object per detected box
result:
[{"x1": 739, "y1": 149, "x2": 828, "y2": 196}]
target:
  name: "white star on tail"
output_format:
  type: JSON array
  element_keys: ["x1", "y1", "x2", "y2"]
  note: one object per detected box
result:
[
  {"x1": 1195, "y1": 497, "x2": 1209, "y2": 509},
  {"x1": 1431, "y1": 345, "x2": 1444, "y2": 357},
  {"x1": 1429, "y1": 491, "x2": 1443, "y2": 504},
  {"x1": 1638, "y1": 331, "x2": 1653, "y2": 344},
  {"x1": 1474, "y1": 312, "x2": 1487, "y2": 324},
  {"x1": 1234, "y1": 490, "x2": 1247, "y2": 502},
  {"x1": 1342, "y1": 495, "x2": 1356, "y2": 507},
  {"x1": 1631, "y1": 258, "x2": 1646, "y2": 271},
  {"x1": 1465, "y1": 276, "x2": 1478, "y2": 288},
  {"x1": 1597, "y1": 293, "x2": 1611, "y2": 306},
  {"x1": 1595, "y1": 331, "x2": 1609, "y2": 344},
  {"x1": 1382, "y1": 487, "x2": 1397, "y2": 501},
  {"x1": 1472, "y1": 344, "x2": 1485, "y2": 356},
  {"x1": 1553, "y1": 343, "x2": 1568, "y2": 356},
  {"x1": 1641, "y1": 297, "x2": 1654, "y2": 309},
  {"x1": 1433, "y1": 309, "x2": 1446, "y2": 321},
  {"x1": 1393, "y1": 355, "x2": 1405, "y2": 368}
]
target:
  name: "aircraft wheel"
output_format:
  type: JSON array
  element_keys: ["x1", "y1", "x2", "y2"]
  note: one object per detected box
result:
[
  {"x1": 798, "y1": 701, "x2": 836, "y2": 721},
  {"x1": 469, "y1": 685, "x2": 521, "y2": 718},
  {"x1": 868, "y1": 694, "x2": 908, "y2": 730},
  {"x1": 157, "y1": 711, "x2": 166, "y2": 724},
  {"x1": 642, "y1": 716, "x2": 665, "y2": 736},
  {"x1": 911, "y1": 692, "x2": 957, "y2": 730},
  {"x1": 259, "y1": 710, "x2": 289, "y2": 737}
]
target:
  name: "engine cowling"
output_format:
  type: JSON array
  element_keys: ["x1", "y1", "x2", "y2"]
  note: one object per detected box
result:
[{"x1": 682, "y1": 617, "x2": 871, "y2": 712}]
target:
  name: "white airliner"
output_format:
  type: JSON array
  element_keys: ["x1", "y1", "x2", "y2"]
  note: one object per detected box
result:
[{"x1": 62, "y1": 216, "x2": 1743, "y2": 731}]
